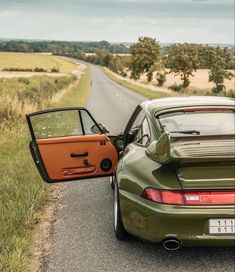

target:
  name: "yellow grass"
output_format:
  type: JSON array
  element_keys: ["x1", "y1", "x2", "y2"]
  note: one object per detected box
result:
[{"x1": 0, "y1": 52, "x2": 77, "y2": 73}]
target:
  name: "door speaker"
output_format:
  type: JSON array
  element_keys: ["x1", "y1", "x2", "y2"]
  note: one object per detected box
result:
[{"x1": 100, "y1": 158, "x2": 112, "y2": 172}]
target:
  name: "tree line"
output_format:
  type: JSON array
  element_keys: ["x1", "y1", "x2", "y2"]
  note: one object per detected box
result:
[
  {"x1": 1, "y1": 37, "x2": 234, "y2": 93},
  {"x1": 78, "y1": 37, "x2": 234, "y2": 94},
  {"x1": 0, "y1": 40, "x2": 129, "y2": 54}
]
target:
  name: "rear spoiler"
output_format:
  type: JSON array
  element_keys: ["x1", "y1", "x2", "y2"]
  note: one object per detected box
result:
[{"x1": 146, "y1": 132, "x2": 235, "y2": 164}]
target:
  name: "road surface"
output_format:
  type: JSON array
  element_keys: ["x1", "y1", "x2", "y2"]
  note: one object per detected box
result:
[{"x1": 42, "y1": 65, "x2": 234, "y2": 272}]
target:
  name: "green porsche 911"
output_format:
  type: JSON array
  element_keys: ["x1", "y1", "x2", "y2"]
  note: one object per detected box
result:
[{"x1": 26, "y1": 96, "x2": 235, "y2": 250}]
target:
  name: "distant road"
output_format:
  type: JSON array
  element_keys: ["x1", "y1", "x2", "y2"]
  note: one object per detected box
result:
[{"x1": 42, "y1": 65, "x2": 234, "y2": 272}]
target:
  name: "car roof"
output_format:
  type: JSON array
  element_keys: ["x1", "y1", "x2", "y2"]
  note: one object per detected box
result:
[{"x1": 141, "y1": 96, "x2": 235, "y2": 115}]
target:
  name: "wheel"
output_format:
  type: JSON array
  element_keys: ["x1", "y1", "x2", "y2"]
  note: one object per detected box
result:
[
  {"x1": 109, "y1": 175, "x2": 114, "y2": 190},
  {"x1": 113, "y1": 181, "x2": 129, "y2": 240}
]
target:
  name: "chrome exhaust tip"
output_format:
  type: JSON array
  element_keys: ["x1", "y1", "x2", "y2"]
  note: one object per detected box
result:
[{"x1": 163, "y1": 238, "x2": 181, "y2": 251}]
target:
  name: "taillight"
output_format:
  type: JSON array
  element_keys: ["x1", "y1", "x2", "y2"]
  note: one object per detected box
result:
[
  {"x1": 141, "y1": 188, "x2": 235, "y2": 205},
  {"x1": 184, "y1": 191, "x2": 235, "y2": 205},
  {"x1": 141, "y1": 188, "x2": 184, "y2": 205}
]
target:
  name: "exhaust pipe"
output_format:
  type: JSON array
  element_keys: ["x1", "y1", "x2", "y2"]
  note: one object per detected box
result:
[{"x1": 163, "y1": 238, "x2": 181, "y2": 251}]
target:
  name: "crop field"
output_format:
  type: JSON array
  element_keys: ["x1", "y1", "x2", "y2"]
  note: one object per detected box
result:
[
  {"x1": 0, "y1": 52, "x2": 77, "y2": 74},
  {"x1": 0, "y1": 61, "x2": 90, "y2": 271},
  {"x1": 160, "y1": 69, "x2": 234, "y2": 90},
  {"x1": 112, "y1": 67, "x2": 234, "y2": 97},
  {"x1": 104, "y1": 68, "x2": 235, "y2": 99},
  {"x1": 131, "y1": 69, "x2": 235, "y2": 92}
]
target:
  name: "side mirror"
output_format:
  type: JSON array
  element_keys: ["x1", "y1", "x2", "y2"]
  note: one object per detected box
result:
[
  {"x1": 108, "y1": 134, "x2": 124, "y2": 152},
  {"x1": 125, "y1": 126, "x2": 140, "y2": 145},
  {"x1": 91, "y1": 123, "x2": 110, "y2": 134},
  {"x1": 116, "y1": 133, "x2": 125, "y2": 151}
]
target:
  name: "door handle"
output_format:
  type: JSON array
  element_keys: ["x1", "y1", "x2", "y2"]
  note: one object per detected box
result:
[{"x1": 71, "y1": 152, "x2": 88, "y2": 158}]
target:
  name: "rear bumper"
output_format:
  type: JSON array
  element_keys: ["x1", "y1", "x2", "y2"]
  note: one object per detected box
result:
[{"x1": 119, "y1": 190, "x2": 235, "y2": 247}]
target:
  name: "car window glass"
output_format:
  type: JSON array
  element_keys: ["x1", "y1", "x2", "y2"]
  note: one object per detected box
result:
[
  {"x1": 30, "y1": 110, "x2": 83, "y2": 139},
  {"x1": 30, "y1": 109, "x2": 98, "y2": 139},
  {"x1": 129, "y1": 109, "x2": 145, "y2": 132},
  {"x1": 135, "y1": 117, "x2": 151, "y2": 146},
  {"x1": 158, "y1": 110, "x2": 235, "y2": 136},
  {"x1": 80, "y1": 109, "x2": 99, "y2": 134}
]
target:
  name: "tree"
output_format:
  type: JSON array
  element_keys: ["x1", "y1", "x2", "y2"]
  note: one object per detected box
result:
[
  {"x1": 130, "y1": 37, "x2": 161, "y2": 82},
  {"x1": 74, "y1": 50, "x2": 86, "y2": 60},
  {"x1": 111, "y1": 55, "x2": 132, "y2": 75},
  {"x1": 209, "y1": 65, "x2": 234, "y2": 93},
  {"x1": 95, "y1": 49, "x2": 112, "y2": 66},
  {"x1": 203, "y1": 46, "x2": 234, "y2": 93},
  {"x1": 167, "y1": 43, "x2": 199, "y2": 88},
  {"x1": 156, "y1": 71, "x2": 166, "y2": 86}
]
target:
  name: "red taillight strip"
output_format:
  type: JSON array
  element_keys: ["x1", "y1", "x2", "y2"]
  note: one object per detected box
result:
[
  {"x1": 141, "y1": 188, "x2": 235, "y2": 205},
  {"x1": 184, "y1": 191, "x2": 235, "y2": 205}
]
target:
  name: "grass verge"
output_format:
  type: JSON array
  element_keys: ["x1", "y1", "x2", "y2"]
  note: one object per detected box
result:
[
  {"x1": 53, "y1": 67, "x2": 90, "y2": 107},
  {"x1": 0, "y1": 67, "x2": 90, "y2": 272},
  {"x1": 0, "y1": 76, "x2": 76, "y2": 130},
  {"x1": 103, "y1": 68, "x2": 171, "y2": 99}
]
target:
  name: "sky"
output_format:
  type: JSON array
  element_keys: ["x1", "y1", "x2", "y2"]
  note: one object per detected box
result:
[{"x1": 0, "y1": 0, "x2": 234, "y2": 44}]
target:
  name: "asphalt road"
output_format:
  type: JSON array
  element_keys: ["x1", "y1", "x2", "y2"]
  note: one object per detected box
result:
[{"x1": 43, "y1": 65, "x2": 234, "y2": 272}]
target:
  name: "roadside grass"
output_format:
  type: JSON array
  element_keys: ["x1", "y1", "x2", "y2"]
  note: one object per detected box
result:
[
  {"x1": 0, "y1": 67, "x2": 90, "y2": 272},
  {"x1": 53, "y1": 67, "x2": 90, "y2": 107},
  {"x1": 0, "y1": 130, "x2": 47, "y2": 272},
  {"x1": 103, "y1": 68, "x2": 171, "y2": 99},
  {"x1": 0, "y1": 52, "x2": 77, "y2": 74},
  {"x1": 0, "y1": 76, "x2": 75, "y2": 130}
]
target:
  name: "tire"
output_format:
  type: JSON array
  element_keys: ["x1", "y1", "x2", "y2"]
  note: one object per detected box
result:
[{"x1": 113, "y1": 181, "x2": 129, "y2": 240}]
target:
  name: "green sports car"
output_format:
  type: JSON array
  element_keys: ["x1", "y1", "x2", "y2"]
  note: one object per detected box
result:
[{"x1": 26, "y1": 96, "x2": 235, "y2": 250}]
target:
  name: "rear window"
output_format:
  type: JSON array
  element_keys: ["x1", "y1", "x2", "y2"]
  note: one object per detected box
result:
[{"x1": 157, "y1": 108, "x2": 235, "y2": 136}]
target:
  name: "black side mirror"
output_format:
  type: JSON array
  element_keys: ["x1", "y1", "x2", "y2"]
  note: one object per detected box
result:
[{"x1": 125, "y1": 126, "x2": 140, "y2": 145}]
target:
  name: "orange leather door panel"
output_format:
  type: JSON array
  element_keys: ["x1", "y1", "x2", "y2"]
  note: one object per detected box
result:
[{"x1": 36, "y1": 134, "x2": 118, "y2": 181}]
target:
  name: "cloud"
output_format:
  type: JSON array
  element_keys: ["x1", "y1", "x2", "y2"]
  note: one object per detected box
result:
[
  {"x1": 190, "y1": 0, "x2": 233, "y2": 2},
  {"x1": 191, "y1": 0, "x2": 208, "y2": 2},
  {"x1": 0, "y1": 0, "x2": 234, "y2": 43}
]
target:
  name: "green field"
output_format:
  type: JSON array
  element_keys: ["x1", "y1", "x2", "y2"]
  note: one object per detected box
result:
[
  {"x1": 0, "y1": 68, "x2": 90, "y2": 272},
  {"x1": 0, "y1": 52, "x2": 77, "y2": 73}
]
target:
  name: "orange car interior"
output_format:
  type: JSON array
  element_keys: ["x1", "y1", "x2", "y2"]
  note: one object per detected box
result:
[{"x1": 36, "y1": 134, "x2": 118, "y2": 180}]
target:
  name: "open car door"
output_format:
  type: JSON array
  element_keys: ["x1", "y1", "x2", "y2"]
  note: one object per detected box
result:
[{"x1": 26, "y1": 107, "x2": 118, "y2": 183}]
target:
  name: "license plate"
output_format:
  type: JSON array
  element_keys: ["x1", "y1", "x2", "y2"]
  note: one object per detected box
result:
[{"x1": 209, "y1": 219, "x2": 235, "y2": 234}]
